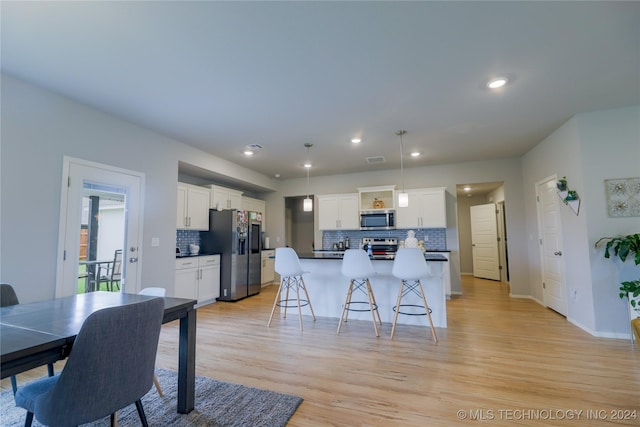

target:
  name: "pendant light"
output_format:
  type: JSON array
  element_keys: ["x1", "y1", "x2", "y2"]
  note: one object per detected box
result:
[
  {"x1": 303, "y1": 143, "x2": 313, "y2": 212},
  {"x1": 396, "y1": 130, "x2": 409, "y2": 207}
]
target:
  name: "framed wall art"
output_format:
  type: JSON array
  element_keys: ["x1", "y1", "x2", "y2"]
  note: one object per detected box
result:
[{"x1": 604, "y1": 177, "x2": 640, "y2": 217}]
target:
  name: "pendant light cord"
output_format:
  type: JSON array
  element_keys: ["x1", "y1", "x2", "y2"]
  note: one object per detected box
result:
[{"x1": 397, "y1": 130, "x2": 406, "y2": 192}]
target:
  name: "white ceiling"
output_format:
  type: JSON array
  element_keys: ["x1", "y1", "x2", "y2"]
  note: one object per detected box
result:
[{"x1": 2, "y1": 1, "x2": 639, "y2": 182}]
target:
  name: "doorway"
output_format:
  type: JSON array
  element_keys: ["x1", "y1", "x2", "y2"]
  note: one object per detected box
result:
[
  {"x1": 56, "y1": 157, "x2": 145, "y2": 297},
  {"x1": 536, "y1": 175, "x2": 568, "y2": 316},
  {"x1": 284, "y1": 196, "x2": 314, "y2": 253}
]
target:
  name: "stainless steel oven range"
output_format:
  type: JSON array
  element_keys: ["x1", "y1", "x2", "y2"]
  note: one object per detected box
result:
[{"x1": 361, "y1": 237, "x2": 398, "y2": 260}]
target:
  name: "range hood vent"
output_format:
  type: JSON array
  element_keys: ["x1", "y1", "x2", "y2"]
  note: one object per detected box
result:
[{"x1": 366, "y1": 156, "x2": 386, "y2": 164}]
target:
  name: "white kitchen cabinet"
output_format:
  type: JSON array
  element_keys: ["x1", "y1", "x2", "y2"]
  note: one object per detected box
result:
[
  {"x1": 176, "y1": 183, "x2": 210, "y2": 230},
  {"x1": 209, "y1": 185, "x2": 243, "y2": 210},
  {"x1": 197, "y1": 255, "x2": 221, "y2": 303},
  {"x1": 261, "y1": 249, "x2": 275, "y2": 286},
  {"x1": 317, "y1": 193, "x2": 359, "y2": 230},
  {"x1": 396, "y1": 187, "x2": 447, "y2": 229},
  {"x1": 174, "y1": 255, "x2": 220, "y2": 305},
  {"x1": 242, "y1": 196, "x2": 267, "y2": 232}
]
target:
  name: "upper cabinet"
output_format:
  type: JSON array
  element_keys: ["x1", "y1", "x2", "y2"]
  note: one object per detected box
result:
[
  {"x1": 396, "y1": 187, "x2": 447, "y2": 229},
  {"x1": 318, "y1": 193, "x2": 359, "y2": 230},
  {"x1": 358, "y1": 185, "x2": 396, "y2": 211},
  {"x1": 176, "y1": 183, "x2": 210, "y2": 230},
  {"x1": 241, "y1": 196, "x2": 267, "y2": 232},
  {"x1": 209, "y1": 185, "x2": 243, "y2": 211}
]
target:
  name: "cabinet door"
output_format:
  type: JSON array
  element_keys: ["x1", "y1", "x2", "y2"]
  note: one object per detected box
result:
[
  {"x1": 187, "y1": 187, "x2": 210, "y2": 230},
  {"x1": 418, "y1": 189, "x2": 446, "y2": 228},
  {"x1": 396, "y1": 191, "x2": 421, "y2": 228},
  {"x1": 338, "y1": 195, "x2": 359, "y2": 230},
  {"x1": 176, "y1": 185, "x2": 188, "y2": 229},
  {"x1": 211, "y1": 187, "x2": 227, "y2": 210},
  {"x1": 228, "y1": 190, "x2": 243, "y2": 210},
  {"x1": 318, "y1": 196, "x2": 340, "y2": 230},
  {"x1": 261, "y1": 250, "x2": 275, "y2": 284},
  {"x1": 175, "y1": 267, "x2": 198, "y2": 300},
  {"x1": 199, "y1": 265, "x2": 220, "y2": 302}
]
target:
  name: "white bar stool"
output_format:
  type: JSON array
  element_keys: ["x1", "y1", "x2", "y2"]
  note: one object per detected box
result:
[
  {"x1": 338, "y1": 249, "x2": 383, "y2": 337},
  {"x1": 391, "y1": 248, "x2": 438, "y2": 342},
  {"x1": 267, "y1": 247, "x2": 316, "y2": 331}
]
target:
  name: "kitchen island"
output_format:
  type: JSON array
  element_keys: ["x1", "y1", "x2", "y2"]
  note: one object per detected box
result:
[{"x1": 293, "y1": 253, "x2": 448, "y2": 328}]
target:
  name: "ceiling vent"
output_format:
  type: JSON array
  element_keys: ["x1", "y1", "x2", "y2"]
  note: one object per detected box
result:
[{"x1": 366, "y1": 156, "x2": 386, "y2": 164}]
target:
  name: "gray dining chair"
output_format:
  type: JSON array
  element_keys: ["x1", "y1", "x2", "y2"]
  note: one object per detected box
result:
[
  {"x1": 0, "y1": 283, "x2": 55, "y2": 395},
  {"x1": 97, "y1": 249, "x2": 123, "y2": 291},
  {"x1": 14, "y1": 297, "x2": 165, "y2": 427},
  {"x1": 138, "y1": 286, "x2": 167, "y2": 396}
]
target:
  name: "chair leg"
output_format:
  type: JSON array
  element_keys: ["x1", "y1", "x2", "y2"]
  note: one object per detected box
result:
[
  {"x1": 47, "y1": 363, "x2": 55, "y2": 377},
  {"x1": 417, "y1": 281, "x2": 438, "y2": 343},
  {"x1": 337, "y1": 281, "x2": 354, "y2": 334},
  {"x1": 390, "y1": 280, "x2": 405, "y2": 339},
  {"x1": 365, "y1": 279, "x2": 380, "y2": 337},
  {"x1": 283, "y1": 277, "x2": 291, "y2": 319},
  {"x1": 135, "y1": 399, "x2": 149, "y2": 427},
  {"x1": 299, "y1": 276, "x2": 316, "y2": 321},
  {"x1": 267, "y1": 279, "x2": 284, "y2": 327},
  {"x1": 153, "y1": 373, "x2": 164, "y2": 396},
  {"x1": 11, "y1": 375, "x2": 18, "y2": 395},
  {"x1": 295, "y1": 277, "x2": 304, "y2": 331},
  {"x1": 368, "y1": 279, "x2": 383, "y2": 326},
  {"x1": 110, "y1": 412, "x2": 118, "y2": 427},
  {"x1": 24, "y1": 412, "x2": 34, "y2": 427}
]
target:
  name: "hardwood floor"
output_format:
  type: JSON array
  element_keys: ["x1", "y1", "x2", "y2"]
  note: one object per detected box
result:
[{"x1": 4, "y1": 276, "x2": 640, "y2": 425}]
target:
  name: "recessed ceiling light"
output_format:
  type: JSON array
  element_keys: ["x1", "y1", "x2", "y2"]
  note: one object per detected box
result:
[
  {"x1": 243, "y1": 150, "x2": 254, "y2": 156},
  {"x1": 487, "y1": 78, "x2": 508, "y2": 89},
  {"x1": 351, "y1": 138, "x2": 362, "y2": 144},
  {"x1": 410, "y1": 151, "x2": 420, "y2": 157},
  {"x1": 464, "y1": 186, "x2": 471, "y2": 191},
  {"x1": 304, "y1": 162, "x2": 312, "y2": 168}
]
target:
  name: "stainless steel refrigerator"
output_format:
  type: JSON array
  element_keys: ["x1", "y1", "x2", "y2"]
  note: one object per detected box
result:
[{"x1": 200, "y1": 209, "x2": 262, "y2": 301}]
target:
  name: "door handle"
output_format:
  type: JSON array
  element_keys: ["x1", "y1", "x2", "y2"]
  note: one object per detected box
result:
[
  {"x1": 129, "y1": 257, "x2": 138, "y2": 263},
  {"x1": 554, "y1": 251, "x2": 562, "y2": 256}
]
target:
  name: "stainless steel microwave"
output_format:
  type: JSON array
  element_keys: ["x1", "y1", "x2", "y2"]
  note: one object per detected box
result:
[{"x1": 360, "y1": 210, "x2": 395, "y2": 230}]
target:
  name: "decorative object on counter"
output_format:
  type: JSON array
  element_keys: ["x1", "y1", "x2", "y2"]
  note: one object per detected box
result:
[
  {"x1": 303, "y1": 143, "x2": 313, "y2": 212},
  {"x1": 344, "y1": 236, "x2": 350, "y2": 249},
  {"x1": 264, "y1": 237, "x2": 270, "y2": 248},
  {"x1": 556, "y1": 175, "x2": 580, "y2": 215},
  {"x1": 373, "y1": 198, "x2": 385, "y2": 209},
  {"x1": 189, "y1": 244, "x2": 200, "y2": 255},
  {"x1": 396, "y1": 130, "x2": 409, "y2": 208},
  {"x1": 405, "y1": 230, "x2": 418, "y2": 248},
  {"x1": 605, "y1": 177, "x2": 640, "y2": 217},
  {"x1": 595, "y1": 233, "x2": 640, "y2": 321}
]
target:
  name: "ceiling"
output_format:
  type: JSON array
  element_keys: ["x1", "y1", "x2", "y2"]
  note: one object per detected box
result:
[{"x1": 2, "y1": 1, "x2": 639, "y2": 182}]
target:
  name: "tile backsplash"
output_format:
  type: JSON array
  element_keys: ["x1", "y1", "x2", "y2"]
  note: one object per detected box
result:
[
  {"x1": 322, "y1": 228, "x2": 446, "y2": 251},
  {"x1": 176, "y1": 230, "x2": 201, "y2": 255}
]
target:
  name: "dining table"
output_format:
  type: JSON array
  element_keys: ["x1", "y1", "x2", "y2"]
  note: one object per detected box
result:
[{"x1": 0, "y1": 291, "x2": 197, "y2": 414}]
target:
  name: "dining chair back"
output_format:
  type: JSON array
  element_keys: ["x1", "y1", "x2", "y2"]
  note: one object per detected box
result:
[
  {"x1": 14, "y1": 298, "x2": 165, "y2": 427},
  {"x1": 1, "y1": 283, "x2": 55, "y2": 395},
  {"x1": 98, "y1": 249, "x2": 123, "y2": 291}
]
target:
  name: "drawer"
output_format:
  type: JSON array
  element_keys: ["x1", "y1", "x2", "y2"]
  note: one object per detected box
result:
[
  {"x1": 199, "y1": 255, "x2": 220, "y2": 266},
  {"x1": 176, "y1": 258, "x2": 198, "y2": 270}
]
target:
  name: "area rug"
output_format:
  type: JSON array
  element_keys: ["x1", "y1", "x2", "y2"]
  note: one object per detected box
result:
[{"x1": 0, "y1": 368, "x2": 302, "y2": 426}]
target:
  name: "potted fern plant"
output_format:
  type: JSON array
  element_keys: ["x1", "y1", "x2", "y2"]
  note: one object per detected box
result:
[{"x1": 595, "y1": 233, "x2": 640, "y2": 318}]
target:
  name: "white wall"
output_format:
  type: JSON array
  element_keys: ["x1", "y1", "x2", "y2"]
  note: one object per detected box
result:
[
  {"x1": 0, "y1": 74, "x2": 276, "y2": 302},
  {"x1": 522, "y1": 105, "x2": 640, "y2": 336}
]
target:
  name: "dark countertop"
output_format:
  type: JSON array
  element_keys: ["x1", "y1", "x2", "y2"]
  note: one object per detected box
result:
[
  {"x1": 299, "y1": 252, "x2": 448, "y2": 262},
  {"x1": 176, "y1": 253, "x2": 221, "y2": 259}
]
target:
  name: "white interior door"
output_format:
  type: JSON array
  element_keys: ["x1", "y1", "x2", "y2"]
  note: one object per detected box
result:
[
  {"x1": 470, "y1": 203, "x2": 501, "y2": 281},
  {"x1": 536, "y1": 177, "x2": 567, "y2": 316},
  {"x1": 56, "y1": 157, "x2": 144, "y2": 297}
]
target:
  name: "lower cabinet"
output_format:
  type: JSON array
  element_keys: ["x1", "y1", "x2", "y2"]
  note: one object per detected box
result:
[
  {"x1": 261, "y1": 250, "x2": 275, "y2": 286},
  {"x1": 175, "y1": 255, "x2": 220, "y2": 305}
]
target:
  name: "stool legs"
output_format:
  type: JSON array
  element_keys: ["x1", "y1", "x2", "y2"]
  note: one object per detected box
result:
[
  {"x1": 391, "y1": 279, "x2": 438, "y2": 342},
  {"x1": 337, "y1": 278, "x2": 381, "y2": 337},
  {"x1": 267, "y1": 275, "x2": 316, "y2": 331}
]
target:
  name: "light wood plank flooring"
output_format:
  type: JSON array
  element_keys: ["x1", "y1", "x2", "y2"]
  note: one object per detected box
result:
[{"x1": 4, "y1": 276, "x2": 640, "y2": 425}]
